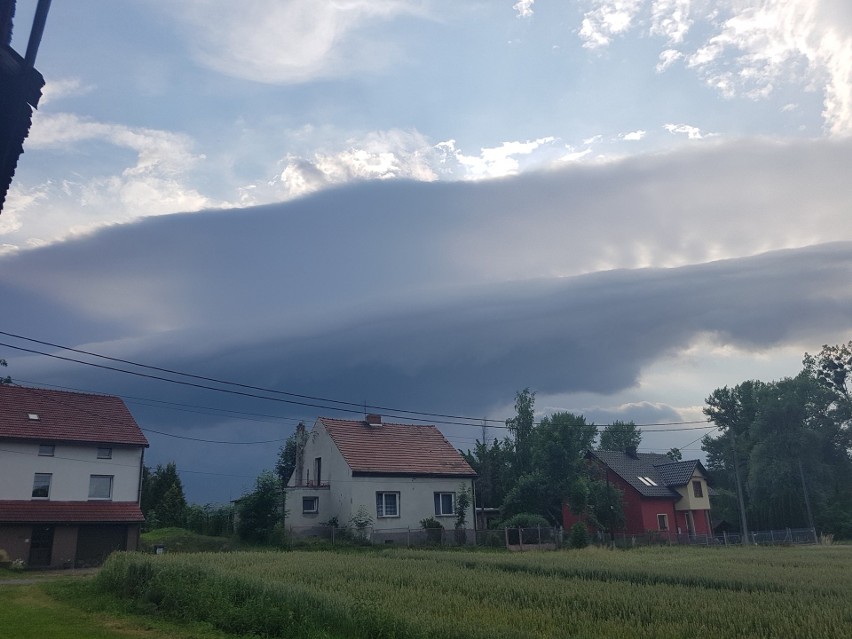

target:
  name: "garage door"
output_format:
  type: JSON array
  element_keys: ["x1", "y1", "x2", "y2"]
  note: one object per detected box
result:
[{"x1": 75, "y1": 525, "x2": 127, "y2": 566}]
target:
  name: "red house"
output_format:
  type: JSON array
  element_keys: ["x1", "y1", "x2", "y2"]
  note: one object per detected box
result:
[{"x1": 564, "y1": 449, "x2": 712, "y2": 538}]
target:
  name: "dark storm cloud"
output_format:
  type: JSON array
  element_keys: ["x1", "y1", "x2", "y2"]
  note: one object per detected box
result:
[{"x1": 4, "y1": 137, "x2": 852, "y2": 501}]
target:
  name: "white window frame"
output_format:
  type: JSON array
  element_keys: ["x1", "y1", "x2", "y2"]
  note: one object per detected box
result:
[
  {"x1": 376, "y1": 491, "x2": 400, "y2": 518},
  {"x1": 32, "y1": 473, "x2": 52, "y2": 499},
  {"x1": 302, "y1": 496, "x2": 319, "y2": 514},
  {"x1": 692, "y1": 480, "x2": 703, "y2": 498},
  {"x1": 657, "y1": 513, "x2": 669, "y2": 531},
  {"x1": 38, "y1": 444, "x2": 55, "y2": 456},
  {"x1": 88, "y1": 475, "x2": 114, "y2": 500},
  {"x1": 97, "y1": 447, "x2": 113, "y2": 459},
  {"x1": 434, "y1": 492, "x2": 455, "y2": 517}
]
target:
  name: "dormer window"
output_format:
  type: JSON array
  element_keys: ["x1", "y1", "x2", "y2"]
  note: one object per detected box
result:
[{"x1": 28, "y1": 413, "x2": 40, "y2": 421}]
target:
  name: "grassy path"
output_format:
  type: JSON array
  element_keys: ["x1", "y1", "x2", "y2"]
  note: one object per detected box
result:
[{"x1": 0, "y1": 578, "x2": 245, "y2": 639}]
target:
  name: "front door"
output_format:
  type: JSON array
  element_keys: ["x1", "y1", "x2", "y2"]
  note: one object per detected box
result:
[{"x1": 28, "y1": 525, "x2": 54, "y2": 566}]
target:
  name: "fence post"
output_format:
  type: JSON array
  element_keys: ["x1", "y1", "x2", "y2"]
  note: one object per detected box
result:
[
  {"x1": 723, "y1": 531, "x2": 727, "y2": 546},
  {"x1": 519, "y1": 527, "x2": 524, "y2": 551},
  {"x1": 407, "y1": 527, "x2": 410, "y2": 546},
  {"x1": 537, "y1": 525, "x2": 541, "y2": 547},
  {"x1": 770, "y1": 529, "x2": 774, "y2": 544}
]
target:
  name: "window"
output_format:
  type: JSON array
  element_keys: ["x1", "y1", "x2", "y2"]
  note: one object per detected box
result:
[
  {"x1": 302, "y1": 497, "x2": 319, "y2": 514},
  {"x1": 314, "y1": 457, "x2": 322, "y2": 485},
  {"x1": 38, "y1": 444, "x2": 55, "y2": 456},
  {"x1": 97, "y1": 447, "x2": 113, "y2": 459},
  {"x1": 657, "y1": 514, "x2": 669, "y2": 531},
  {"x1": 434, "y1": 492, "x2": 455, "y2": 516},
  {"x1": 27, "y1": 413, "x2": 40, "y2": 421},
  {"x1": 88, "y1": 475, "x2": 113, "y2": 500},
  {"x1": 376, "y1": 492, "x2": 399, "y2": 518},
  {"x1": 32, "y1": 473, "x2": 52, "y2": 499},
  {"x1": 692, "y1": 480, "x2": 704, "y2": 498},
  {"x1": 637, "y1": 476, "x2": 658, "y2": 487}
]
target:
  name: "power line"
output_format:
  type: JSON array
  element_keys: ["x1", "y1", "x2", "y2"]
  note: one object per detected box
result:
[{"x1": 0, "y1": 331, "x2": 504, "y2": 425}]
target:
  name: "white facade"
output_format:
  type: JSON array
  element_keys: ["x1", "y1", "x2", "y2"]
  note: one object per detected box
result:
[
  {"x1": 286, "y1": 421, "x2": 475, "y2": 532},
  {"x1": 0, "y1": 440, "x2": 143, "y2": 502}
]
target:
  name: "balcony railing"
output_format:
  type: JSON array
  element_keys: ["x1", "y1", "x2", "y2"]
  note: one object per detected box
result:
[{"x1": 287, "y1": 480, "x2": 330, "y2": 489}]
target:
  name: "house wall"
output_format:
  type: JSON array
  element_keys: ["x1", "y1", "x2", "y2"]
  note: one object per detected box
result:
[
  {"x1": 636, "y1": 498, "x2": 679, "y2": 535},
  {"x1": 349, "y1": 475, "x2": 476, "y2": 532},
  {"x1": 672, "y1": 471, "x2": 711, "y2": 511},
  {"x1": 285, "y1": 421, "x2": 353, "y2": 528},
  {"x1": 0, "y1": 440, "x2": 143, "y2": 501}
]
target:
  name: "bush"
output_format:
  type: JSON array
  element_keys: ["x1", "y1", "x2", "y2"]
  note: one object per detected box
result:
[
  {"x1": 569, "y1": 522, "x2": 590, "y2": 549},
  {"x1": 501, "y1": 513, "x2": 550, "y2": 529},
  {"x1": 420, "y1": 517, "x2": 444, "y2": 544}
]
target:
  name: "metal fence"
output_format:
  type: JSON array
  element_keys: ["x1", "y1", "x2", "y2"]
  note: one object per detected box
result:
[
  {"x1": 599, "y1": 527, "x2": 819, "y2": 548},
  {"x1": 284, "y1": 524, "x2": 819, "y2": 549}
]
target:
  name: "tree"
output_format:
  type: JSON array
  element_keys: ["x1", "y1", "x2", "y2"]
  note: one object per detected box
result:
[
  {"x1": 503, "y1": 411, "x2": 597, "y2": 524},
  {"x1": 462, "y1": 437, "x2": 513, "y2": 508},
  {"x1": 237, "y1": 471, "x2": 282, "y2": 543},
  {"x1": 0, "y1": 358, "x2": 10, "y2": 385},
  {"x1": 703, "y1": 370, "x2": 852, "y2": 536},
  {"x1": 665, "y1": 447, "x2": 682, "y2": 461},
  {"x1": 275, "y1": 424, "x2": 308, "y2": 485},
  {"x1": 598, "y1": 420, "x2": 642, "y2": 451},
  {"x1": 157, "y1": 484, "x2": 187, "y2": 528},
  {"x1": 141, "y1": 462, "x2": 186, "y2": 529},
  {"x1": 506, "y1": 388, "x2": 536, "y2": 479}
]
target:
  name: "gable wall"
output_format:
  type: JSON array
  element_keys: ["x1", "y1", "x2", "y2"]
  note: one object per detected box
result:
[
  {"x1": 672, "y1": 470, "x2": 710, "y2": 511},
  {"x1": 285, "y1": 421, "x2": 353, "y2": 527}
]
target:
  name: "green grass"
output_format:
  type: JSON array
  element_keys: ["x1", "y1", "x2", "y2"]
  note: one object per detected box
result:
[
  {"x1": 139, "y1": 528, "x2": 235, "y2": 554},
  {"x1": 81, "y1": 545, "x2": 852, "y2": 639}
]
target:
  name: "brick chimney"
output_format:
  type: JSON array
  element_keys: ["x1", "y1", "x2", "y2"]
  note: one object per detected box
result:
[
  {"x1": 625, "y1": 445, "x2": 638, "y2": 459},
  {"x1": 366, "y1": 414, "x2": 382, "y2": 427}
]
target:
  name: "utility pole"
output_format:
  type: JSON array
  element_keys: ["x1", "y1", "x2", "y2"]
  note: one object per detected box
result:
[
  {"x1": 731, "y1": 430, "x2": 750, "y2": 544},
  {"x1": 798, "y1": 458, "x2": 817, "y2": 542}
]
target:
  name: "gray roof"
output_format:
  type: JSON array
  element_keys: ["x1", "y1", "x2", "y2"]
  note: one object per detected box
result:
[{"x1": 588, "y1": 450, "x2": 706, "y2": 499}]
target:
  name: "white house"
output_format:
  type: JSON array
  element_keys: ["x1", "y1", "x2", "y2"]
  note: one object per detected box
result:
[
  {"x1": 285, "y1": 415, "x2": 476, "y2": 539},
  {"x1": 0, "y1": 385, "x2": 148, "y2": 567}
]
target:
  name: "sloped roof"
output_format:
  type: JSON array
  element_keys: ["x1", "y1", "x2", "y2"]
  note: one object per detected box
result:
[
  {"x1": 319, "y1": 417, "x2": 476, "y2": 477},
  {"x1": 0, "y1": 385, "x2": 148, "y2": 446},
  {"x1": 0, "y1": 500, "x2": 144, "y2": 523},
  {"x1": 654, "y1": 459, "x2": 703, "y2": 486},
  {"x1": 588, "y1": 450, "x2": 705, "y2": 499}
]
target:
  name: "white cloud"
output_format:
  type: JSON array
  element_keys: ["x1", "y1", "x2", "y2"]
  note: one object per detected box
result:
[
  {"x1": 663, "y1": 123, "x2": 712, "y2": 139},
  {"x1": 167, "y1": 0, "x2": 428, "y2": 84},
  {"x1": 650, "y1": 0, "x2": 693, "y2": 44},
  {"x1": 39, "y1": 77, "x2": 93, "y2": 106},
  {"x1": 4, "y1": 113, "x2": 218, "y2": 247},
  {"x1": 513, "y1": 0, "x2": 535, "y2": 19},
  {"x1": 579, "y1": 0, "x2": 644, "y2": 49},
  {"x1": 438, "y1": 137, "x2": 557, "y2": 180},
  {"x1": 683, "y1": 0, "x2": 852, "y2": 135},
  {"x1": 622, "y1": 129, "x2": 647, "y2": 140},
  {"x1": 656, "y1": 48, "x2": 684, "y2": 72}
]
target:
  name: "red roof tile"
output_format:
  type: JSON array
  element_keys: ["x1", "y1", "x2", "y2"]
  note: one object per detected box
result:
[
  {"x1": 0, "y1": 500, "x2": 144, "y2": 523},
  {"x1": 0, "y1": 386, "x2": 148, "y2": 446},
  {"x1": 319, "y1": 417, "x2": 476, "y2": 477}
]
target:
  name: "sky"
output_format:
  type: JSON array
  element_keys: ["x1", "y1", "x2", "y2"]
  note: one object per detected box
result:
[{"x1": 2, "y1": 0, "x2": 852, "y2": 504}]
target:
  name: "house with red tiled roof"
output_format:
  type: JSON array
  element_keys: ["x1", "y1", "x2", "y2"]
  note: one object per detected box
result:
[
  {"x1": 0, "y1": 385, "x2": 148, "y2": 567},
  {"x1": 562, "y1": 448, "x2": 712, "y2": 539},
  {"x1": 285, "y1": 415, "x2": 476, "y2": 540}
]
